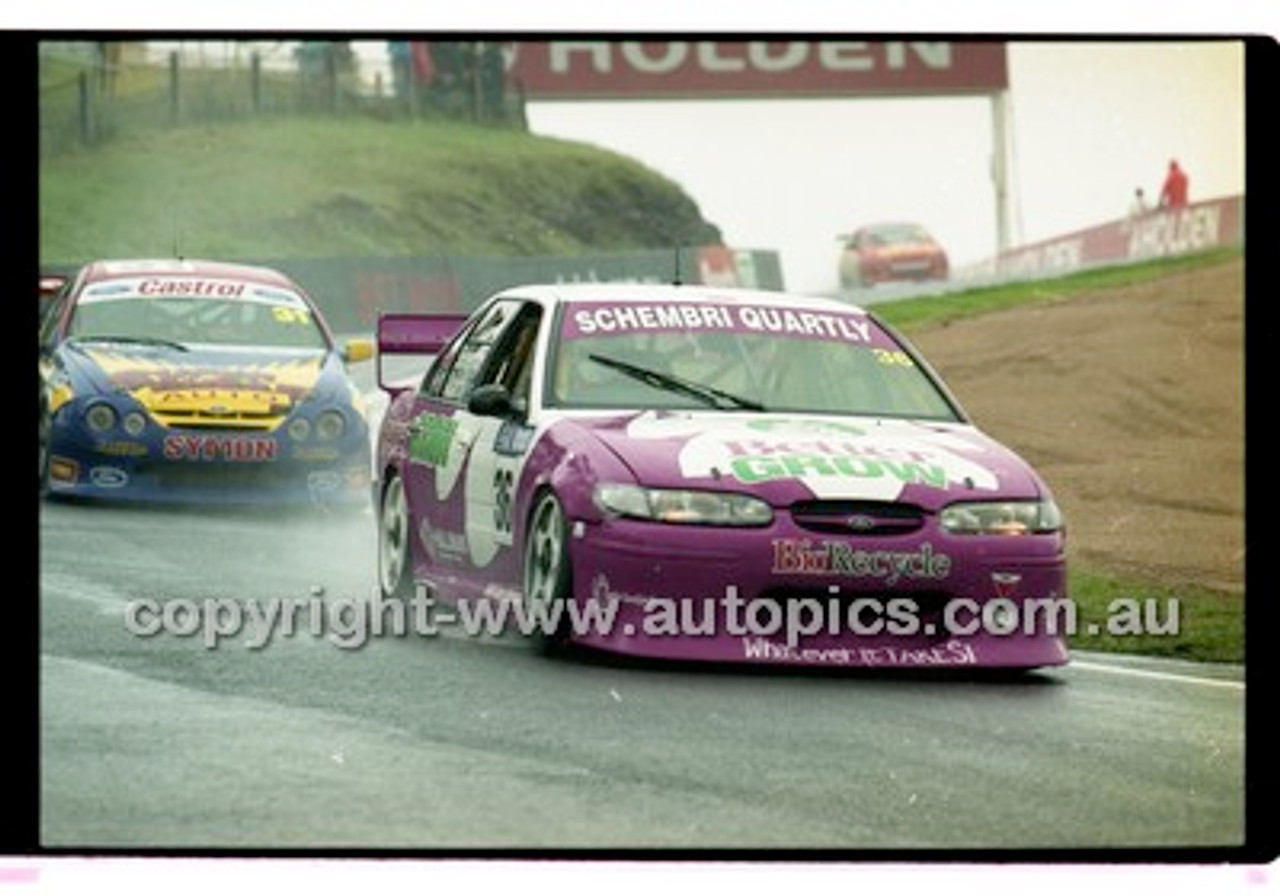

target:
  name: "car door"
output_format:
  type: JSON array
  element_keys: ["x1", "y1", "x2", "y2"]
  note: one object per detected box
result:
[
  {"x1": 455, "y1": 303, "x2": 543, "y2": 591},
  {"x1": 400, "y1": 299, "x2": 541, "y2": 601}
]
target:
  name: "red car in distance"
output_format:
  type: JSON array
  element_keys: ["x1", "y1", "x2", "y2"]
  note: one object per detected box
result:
[{"x1": 838, "y1": 222, "x2": 949, "y2": 290}]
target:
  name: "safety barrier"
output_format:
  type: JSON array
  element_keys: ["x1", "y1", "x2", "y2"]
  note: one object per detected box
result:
[{"x1": 962, "y1": 194, "x2": 1244, "y2": 281}]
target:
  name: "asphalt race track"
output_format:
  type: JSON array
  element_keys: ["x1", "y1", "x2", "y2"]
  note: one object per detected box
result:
[
  {"x1": 35, "y1": 349, "x2": 1249, "y2": 854},
  {"x1": 38, "y1": 494, "x2": 1244, "y2": 851}
]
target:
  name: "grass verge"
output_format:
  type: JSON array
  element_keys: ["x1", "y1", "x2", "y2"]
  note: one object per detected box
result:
[
  {"x1": 1066, "y1": 568, "x2": 1242, "y2": 664},
  {"x1": 873, "y1": 247, "x2": 1241, "y2": 332}
]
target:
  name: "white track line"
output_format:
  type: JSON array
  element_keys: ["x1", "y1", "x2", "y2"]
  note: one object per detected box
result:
[{"x1": 1068, "y1": 659, "x2": 1244, "y2": 690}]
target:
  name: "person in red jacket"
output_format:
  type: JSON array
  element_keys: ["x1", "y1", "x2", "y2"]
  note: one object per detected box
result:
[{"x1": 1159, "y1": 159, "x2": 1189, "y2": 209}]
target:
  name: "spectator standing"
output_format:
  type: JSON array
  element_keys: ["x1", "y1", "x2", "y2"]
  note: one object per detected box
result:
[
  {"x1": 411, "y1": 42, "x2": 435, "y2": 87},
  {"x1": 388, "y1": 41, "x2": 411, "y2": 99},
  {"x1": 1159, "y1": 159, "x2": 1189, "y2": 209},
  {"x1": 1128, "y1": 187, "x2": 1150, "y2": 219},
  {"x1": 97, "y1": 41, "x2": 122, "y2": 97},
  {"x1": 480, "y1": 43, "x2": 507, "y2": 120},
  {"x1": 295, "y1": 41, "x2": 328, "y2": 79}
]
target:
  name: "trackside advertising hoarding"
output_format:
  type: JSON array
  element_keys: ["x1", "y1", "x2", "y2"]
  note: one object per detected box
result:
[
  {"x1": 508, "y1": 41, "x2": 1009, "y2": 99},
  {"x1": 993, "y1": 195, "x2": 1244, "y2": 279}
]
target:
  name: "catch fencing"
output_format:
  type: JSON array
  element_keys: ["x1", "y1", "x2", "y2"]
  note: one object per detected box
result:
[{"x1": 38, "y1": 39, "x2": 523, "y2": 158}]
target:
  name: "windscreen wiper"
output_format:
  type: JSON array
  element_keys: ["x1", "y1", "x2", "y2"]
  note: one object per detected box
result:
[
  {"x1": 69, "y1": 334, "x2": 190, "y2": 352},
  {"x1": 587, "y1": 353, "x2": 765, "y2": 411}
]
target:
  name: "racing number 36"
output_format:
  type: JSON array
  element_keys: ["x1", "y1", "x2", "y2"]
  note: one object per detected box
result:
[{"x1": 493, "y1": 468, "x2": 514, "y2": 535}]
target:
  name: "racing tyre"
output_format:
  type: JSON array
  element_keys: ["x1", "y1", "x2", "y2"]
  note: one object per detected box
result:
[
  {"x1": 522, "y1": 489, "x2": 573, "y2": 655},
  {"x1": 378, "y1": 471, "x2": 414, "y2": 603}
]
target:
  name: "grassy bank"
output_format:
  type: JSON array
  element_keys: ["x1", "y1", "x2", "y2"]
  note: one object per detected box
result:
[
  {"x1": 39, "y1": 117, "x2": 722, "y2": 265},
  {"x1": 878, "y1": 248, "x2": 1245, "y2": 664}
]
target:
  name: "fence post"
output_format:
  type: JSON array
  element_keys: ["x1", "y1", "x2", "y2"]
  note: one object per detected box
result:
[
  {"x1": 76, "y1": 71, "x2": 92, "y2": 146},
  {"x1": 168, "y1": 52, "x2": 180, "y2": 125},
  {"x1": 251, "y1": 52, "x2": 262, "y2": 113},
  {"x1": 326, "y1": 45, "x2": 338, "y2": 112},
  {"x1": 405, "y1": 62, "x2": 416, "y2": 118},
  {"x1": 470, "y1": 41, "x2": 482, "y2": 123},
  {"x1": 513, "y1": 79, "x2": 528, "y2": 132}
]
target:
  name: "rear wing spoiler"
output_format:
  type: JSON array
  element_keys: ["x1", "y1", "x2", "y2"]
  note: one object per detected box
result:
[{"x1": 376, "y1": 312, "x2": 469, "y2": 395}]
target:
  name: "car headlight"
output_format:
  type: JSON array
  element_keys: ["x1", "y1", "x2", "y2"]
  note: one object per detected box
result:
[
  {"x1": 84, "y1": 402, "x2": 117, "y2": 433},
  {"x1": 48, "y1": 382, "x2": 75, "y2": 415},
  {"x1": 939, "y1": 499, "x2": 1063, "y2": 535},
  {"x1": 122, "y1": 411, "x2": 148, "y2": 437},
  {"x1": 594, "y1": 484, "x2": 773, "y2": 526},
  {"x1": 315, "y1": 410, "x2": 345, "y2": 441},
  {"x1": 287, "y1": 418, "x2": 311, "y2": 442}
]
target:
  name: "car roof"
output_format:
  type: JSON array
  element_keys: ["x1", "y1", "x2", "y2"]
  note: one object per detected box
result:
[
  {"x1": 78, "y1": 258, "x2": 299, "y2": 290},
  {"x1": 495, "y1": 282, "x2": 870, "y2": 315},
  {"x1": 862, "y1": 221, "x2": 929, "y2": 232}
]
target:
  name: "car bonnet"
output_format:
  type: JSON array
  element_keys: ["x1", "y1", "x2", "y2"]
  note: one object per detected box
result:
[
  {"x1": 574, "y1": 410, "x2": 1044, "y2": 509},
  {"x1": 71, "y1": 343, "x2": 330, "y2": 423}
]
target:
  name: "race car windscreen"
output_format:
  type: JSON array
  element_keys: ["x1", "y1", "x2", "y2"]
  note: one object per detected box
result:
[
  {"x1": 868, "y1": 224, "x2": 932, "y2": 247},
  {"x1": 68, "y1": 280, "x2": 329, "y2": 350},
  {"x1": 548, "y1": 300, "x2": 961, "y2": 420}
]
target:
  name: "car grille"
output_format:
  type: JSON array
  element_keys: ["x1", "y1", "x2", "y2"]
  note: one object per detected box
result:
[
  {"x1": 890, "y1": 260, "x2": 933, "y2": 273},
  {"x1": 789, "y1": 500, "x2": 925, "y2": 536},
  {"x1": 141, "y1": 389, "x2": 290, "y2": 430},
  {"x1": 149, "y1": 409, "x2": 283, "y2": 430},
  {"x1": 150, "y1": 465, "x2": 298, "y2": 491}
]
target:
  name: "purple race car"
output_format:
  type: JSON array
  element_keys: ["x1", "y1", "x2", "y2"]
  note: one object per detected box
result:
[{"x1": 374, "y1": 284, "x2": 1070, "y2": 669}]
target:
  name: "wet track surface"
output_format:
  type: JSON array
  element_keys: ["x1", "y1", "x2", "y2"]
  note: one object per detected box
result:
[{"x1": 38, "y1": 496, "x2": 1244, "y2": 851}]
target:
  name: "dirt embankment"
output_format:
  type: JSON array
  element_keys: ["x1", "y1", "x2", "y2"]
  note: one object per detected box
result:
[{"x1": 909, "y1": 257, "x2": 1245, "y2": 594}]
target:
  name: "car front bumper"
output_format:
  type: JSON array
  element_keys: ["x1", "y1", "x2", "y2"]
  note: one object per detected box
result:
[
  {"x1": 45, "y1": 426, "x2": 371, "y2": 508},
  {"x1": 563, "y1": 516, "x2": 1069, "y2": 669}
]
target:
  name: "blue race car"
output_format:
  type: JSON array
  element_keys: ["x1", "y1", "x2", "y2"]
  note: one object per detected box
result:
[{"x1": 39, "y1": 258, "x2": 374, "y2": 507}]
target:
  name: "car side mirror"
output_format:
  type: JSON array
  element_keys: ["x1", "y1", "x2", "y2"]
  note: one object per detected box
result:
[
  {"x1": 468, "y1": 383, "x2": 517, "y2": 418},
  {"x1": 343, "y1": 337, "x2": 375, "y2": 364}
]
